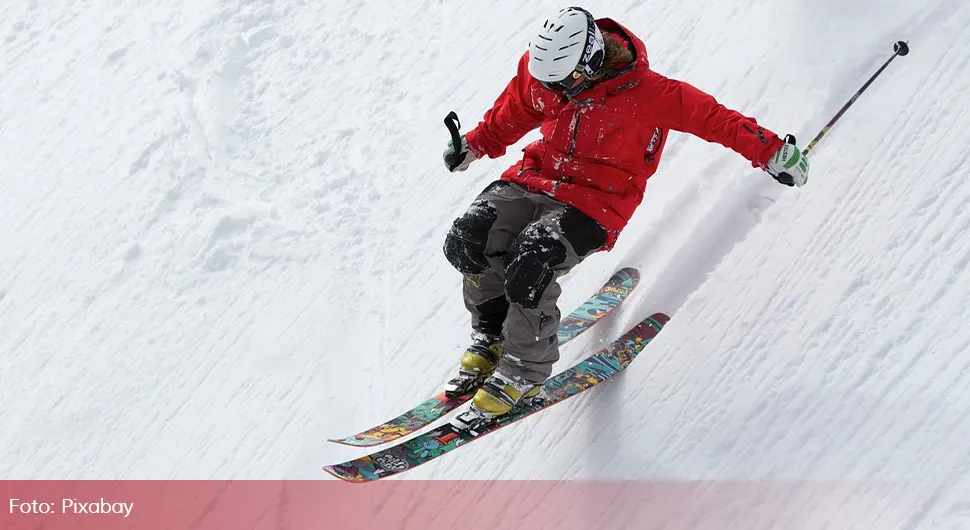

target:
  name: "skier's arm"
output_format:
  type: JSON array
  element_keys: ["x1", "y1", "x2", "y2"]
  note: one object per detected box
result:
[
  {"x1": 464, "y1": 52, "x2": 547, "y2": 159},
  {"x1": 641, "y1": 70, "x2": 784, "y2": 168}
]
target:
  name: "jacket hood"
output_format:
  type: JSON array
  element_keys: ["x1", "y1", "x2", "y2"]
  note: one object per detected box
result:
[{"x1": 595, "y1": 18, "x2": 650, "y2": 70}]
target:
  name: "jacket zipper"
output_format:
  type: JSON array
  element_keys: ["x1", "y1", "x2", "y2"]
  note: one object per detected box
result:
[{"x1": 568, "y1": 108, "x2": 583, "y2": 157}]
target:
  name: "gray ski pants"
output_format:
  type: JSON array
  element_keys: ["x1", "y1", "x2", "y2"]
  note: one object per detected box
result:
[{"x1": 443, "y1": 180, "x2": 607, "y2": 383}]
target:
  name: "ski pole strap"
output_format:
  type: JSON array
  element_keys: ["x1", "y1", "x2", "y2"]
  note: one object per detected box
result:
[
  {"x1": 444, "y1": 111, "x2": 466, "y2": 171},
  {"x1": 803, "y1": 41, "x2": 910, "y2": 156}
]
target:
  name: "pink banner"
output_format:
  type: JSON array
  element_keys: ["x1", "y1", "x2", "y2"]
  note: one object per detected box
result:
[{"x1": 0, "y1": 480, "x2": 915, "y2": 529}]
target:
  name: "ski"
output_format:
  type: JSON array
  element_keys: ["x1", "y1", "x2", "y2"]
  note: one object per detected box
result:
[
  {"x1": 323, "y1": 312, "x2": 669, "y2": 482},
  {"x1": 328, "y1": 267, "x2": 641, "y2": 447}
]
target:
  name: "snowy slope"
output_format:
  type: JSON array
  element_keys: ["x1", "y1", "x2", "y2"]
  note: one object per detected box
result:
[{"x1": 4, "y1": 0, "x2": 970, "y2": 525}]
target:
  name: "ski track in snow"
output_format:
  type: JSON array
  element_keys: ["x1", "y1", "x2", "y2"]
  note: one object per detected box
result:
[{"x1": 4, "y1": 0, "x2": 970, "y2": 527}]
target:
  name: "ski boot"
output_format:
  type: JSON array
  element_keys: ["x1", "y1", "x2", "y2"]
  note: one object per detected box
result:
[
  {"x1": 444, "y1": 332, "x2": 503, "y2": 398},
  {"x1": 452, "y1": 371, "x2": 542, "y2": 432}
]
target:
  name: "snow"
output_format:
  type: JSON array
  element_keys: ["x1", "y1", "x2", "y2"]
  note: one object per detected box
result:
[{"x1": 3, "y1": 0, "x2": 970, "y2": 526}]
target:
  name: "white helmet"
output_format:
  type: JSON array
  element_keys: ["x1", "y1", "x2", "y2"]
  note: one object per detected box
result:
[{"x1": 527, "y1": 7, "x2": 606, "y2": 89}]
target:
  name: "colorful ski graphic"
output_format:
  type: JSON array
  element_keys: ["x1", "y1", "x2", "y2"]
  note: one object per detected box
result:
[
  {"x1": 323, "y1": 312, "x2": 669, "y2": 482},
  {"x1": 328, "y1": 267, "x2": 640, "y2": 447}
]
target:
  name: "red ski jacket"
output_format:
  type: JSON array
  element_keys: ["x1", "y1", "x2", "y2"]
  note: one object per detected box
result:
[{"x1": 465, "y1": 18, "x2": 784, "y2": 249}]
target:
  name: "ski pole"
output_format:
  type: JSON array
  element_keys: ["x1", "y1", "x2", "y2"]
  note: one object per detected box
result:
[
  {"x1": 802, "y1": 40, "x2": 910, "y2": 156},
  {"x1": 444, "y1": 111, "x2": 466, "y2": 171}
]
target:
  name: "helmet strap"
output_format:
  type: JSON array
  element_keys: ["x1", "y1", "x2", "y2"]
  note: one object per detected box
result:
[{"x1": 576, "y1": 11, "x2": 605, "y2": 78}]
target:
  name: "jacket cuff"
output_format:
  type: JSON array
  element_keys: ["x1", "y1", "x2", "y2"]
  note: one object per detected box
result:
[
  {"x1": 464, "y1": 126, "x2": 499, "y2": 159},
  {"x1": 753, "y1": 134, "x2": 785, "y2": 168}
]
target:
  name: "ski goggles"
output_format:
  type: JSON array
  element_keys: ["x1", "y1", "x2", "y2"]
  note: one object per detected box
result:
[{"x1": 540, "y1": 70, "x2": 586, "y2": 92}]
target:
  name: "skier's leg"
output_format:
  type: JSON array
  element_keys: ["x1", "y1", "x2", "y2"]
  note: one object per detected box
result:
[
  {"x1": 471, "y1": 203, "x2": 606, "y2": 414},
  {"x1": 501, "y1": 204, "x2": 606, "y2": 382},
  {"x1": 444, "y1": 181, "x2": 537, "y2": 331},
  {"x1": 445, "y1": 182, "x2": 505, "y2": 335}
]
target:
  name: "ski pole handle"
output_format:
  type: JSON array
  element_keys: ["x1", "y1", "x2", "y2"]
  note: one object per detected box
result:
[
  {"x1": 802, "y1": 40, "x2": 910, "y2": 156},
  {"x1": 444, "y1": 111, "x2": 467, "y2": 171}
]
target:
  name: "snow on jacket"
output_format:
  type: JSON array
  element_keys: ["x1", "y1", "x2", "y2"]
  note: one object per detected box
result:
[{"x1": 464, "y1": 18, "x2": 784, "y2": 249}]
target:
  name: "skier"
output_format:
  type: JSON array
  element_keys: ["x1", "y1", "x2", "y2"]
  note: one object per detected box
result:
[{"x1": 441, "y1": 7, "x2": 810, "y2": 421}]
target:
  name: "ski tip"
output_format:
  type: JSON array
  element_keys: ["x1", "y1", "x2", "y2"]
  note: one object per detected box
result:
[
  {"x1": 615, "y1": 266, "x2": 640, "y2": 279},
  {"x1": 649, "y1": 312, "x2": 671, "y2": 325},
  {"x1": 607, "y1": 267, "x2": 640, "y2": 291}
]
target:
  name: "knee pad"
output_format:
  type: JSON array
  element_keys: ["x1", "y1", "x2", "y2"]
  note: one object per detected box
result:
[
  {"x1": 504, "y1": 224, "x2": 567, "y2": 309},
  {"x1": 443, "y1": 196, "x2": 498, "y2": 275}
]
